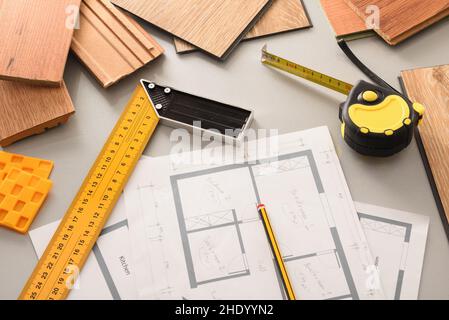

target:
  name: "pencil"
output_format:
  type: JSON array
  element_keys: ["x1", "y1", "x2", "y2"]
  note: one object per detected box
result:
[{"x1": 257, "y1": 204, "x2": 296, "y2": 300}]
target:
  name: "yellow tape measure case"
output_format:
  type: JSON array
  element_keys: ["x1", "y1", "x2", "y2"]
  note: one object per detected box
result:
[{"x1": 340, "y1": 80, "x2": 423, "y2": 157}]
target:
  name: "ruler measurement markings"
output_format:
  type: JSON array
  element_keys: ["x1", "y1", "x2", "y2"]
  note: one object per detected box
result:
[
  {"x1": 262, "y1": 47, "x2": 353, "y2": 96},
  {"x1": 40, "y1": 229, "x2": 86, "y2": 300},
  {"x1": 98, "y1": 102, "x2": 152, "y2": 205},
  {"x1": 94, "y1": 101, "x2": 147, "y2": 199},
  {"x1": 90, "y1": 107, "x2": 139, "y2": 199},
  {"x1": 20, "y1": 85, "x2": 160, "y2": 300},
  {"x1": 46, "y1": 234, "x2": 83, "y2": 299},
  {"x1": 92, "y1": 98, "x2": 145, "y2": 198},
  {"x1": 29, "y1": 218, "x2": 80, "y2": 299}
]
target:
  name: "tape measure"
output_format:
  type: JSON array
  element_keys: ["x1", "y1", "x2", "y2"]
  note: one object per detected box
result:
[
  {"x1": 19, "y1": 84, "x2": 159, "y2": 300},
  {"x1": 261, "y1": 45, "x2": 425, "y2": 157}
]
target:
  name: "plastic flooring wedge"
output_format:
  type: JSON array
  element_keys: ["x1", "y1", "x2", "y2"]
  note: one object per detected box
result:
[
  {"x1": 0, "y1": 168, "x2": 52, "y2": 233},
  {"x1": 0, "y1": 152, "x2": 53, "y2": 182}
]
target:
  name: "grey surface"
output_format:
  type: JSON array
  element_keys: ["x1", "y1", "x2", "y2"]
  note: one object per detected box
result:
[{"x1": 1, "y1": 0, "x2": 448, "y2": 299}]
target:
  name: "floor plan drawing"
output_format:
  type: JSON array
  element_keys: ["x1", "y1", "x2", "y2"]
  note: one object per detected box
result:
[
  {"x1": 355, "y1": 202, "x2": 429, "y2": 300},
  {"x1": 30, "y1": 197, "x2": 138, "y2": 300},
  {"x1": 183, "y1": 209, "x2": 250, "y2": 287},
  {"x1": 124, "y1": 127, "x2": 385, "y2": 300},
  {"x1": 170, "y1": 150, "x2": 359, "y2": 299}
]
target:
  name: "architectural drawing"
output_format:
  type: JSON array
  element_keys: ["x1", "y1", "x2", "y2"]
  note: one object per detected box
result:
[
  {"x1": 355, "y1": 202, "x2": 429, "y2": 300},
  {"x1": 30, "y1": 198, "x2": 138, "y2": 300},
  {"x1": 170, "y1": 150, "x2": 358, "y2": 299},
  {"x1": 92, "y1": 219, "x2": 129, "y2": 300},
  {"x1": 124, "y1": 127, "x2": 385, "y2": 300}
]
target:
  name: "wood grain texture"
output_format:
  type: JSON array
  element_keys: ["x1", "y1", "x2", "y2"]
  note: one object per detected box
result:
[
  {"x1": 344, "y1": 0, "x2": 449, "y2": 45},
  {"x1": 71, "y1": 0, "x2": 164, "y2": 88},
  {"x1": 320, "y1": 0, "x2": 372, "y2": 38},
  {"x1": 401, "y1": 65, "x2": 449, "y2": 236},
  {"x1": 0, "y1": 0, "x2": 81, "y2": 85},
  {"x1": 111, "y1": 0, "x2": 272, "y2": 59},
  {"x1": 0, "y1": 80, "x2": 75, "y2": 146},
  {"x1": 174, "y1": 0, "x2": 311, "y2": 54}
]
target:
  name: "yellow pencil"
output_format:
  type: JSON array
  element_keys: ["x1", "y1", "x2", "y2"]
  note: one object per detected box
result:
[{"x1": 257, "y1": 204, "x2": 296, "y2": 300}]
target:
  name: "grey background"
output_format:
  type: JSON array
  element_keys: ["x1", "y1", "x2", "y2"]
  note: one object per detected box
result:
[{"x1": 1, "y1": 0, "x2": 448, "y2": 299}]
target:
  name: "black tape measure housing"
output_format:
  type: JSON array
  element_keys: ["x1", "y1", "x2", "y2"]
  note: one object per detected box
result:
[{"x1": 339, "y1": 81, "x2": 420, "y2": 157}]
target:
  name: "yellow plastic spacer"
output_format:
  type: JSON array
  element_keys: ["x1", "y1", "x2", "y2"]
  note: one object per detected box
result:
[
  {"x1": 0, "y1": 151, "x2": 53, "y2": 182},
  {"x1": 0, "y1": 168, "x2": 52, "y2": 234},
  {"x1": 385, "y1": 130, "x2": 394, "y2": 136},
  {"x1": 404, "y1": 118, "x2": 412, "y2": 126}
]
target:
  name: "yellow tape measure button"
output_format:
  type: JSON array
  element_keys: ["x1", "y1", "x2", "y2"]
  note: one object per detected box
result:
[
  {"x1": 360, "y1": 127, "x2": 369, "y2": 134},
  {"x1": 385, "y1": 130, "x2": 394, "y2": 136},
  {"x1": 404, "y1": 118, "x2": 412, "y2": 126},
  {"x1": 362, "y1": 91, "x2": 379, "y2": 103}
]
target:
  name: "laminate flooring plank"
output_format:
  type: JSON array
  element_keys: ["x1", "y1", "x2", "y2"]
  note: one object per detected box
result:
[
  {"x1": 0, "y1": 0, "x2": 81, "y2": 85},
  {"x1": 0, "y1": 81, "x2": 75, "y2": 146},
  {"x1": 344, "y1": 0, "x2": 449, "y2": 45},
  {"x1": 111, "y1": 0, "x2": 272, "y2": 59},
  {"x1": 320, "y1": 0, "x2": 373, "y2": 39},
  {"x1": 174, "y1": 0, "x2": 312, "y2": 54},
  {"x1": 401, "y1": 65, "x2": 449, "y2": 238},
  {"x1": 71, "y1": 0, "x2": 164, "y2": 88}
]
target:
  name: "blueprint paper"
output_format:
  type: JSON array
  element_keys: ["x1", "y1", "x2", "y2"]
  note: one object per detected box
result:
[
  {"x1": 355, "y1": 202, "x2": 429, "y2": 300},
  {"x1": 29, "y1": 196, "x2": 138, "y2": 300},
  {"x1": 124, "y1": 126, "x2": 385, "y2": 300}
]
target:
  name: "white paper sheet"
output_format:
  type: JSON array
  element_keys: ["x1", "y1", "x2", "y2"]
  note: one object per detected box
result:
[
  {"x1": 124, "y1": 126, "x2": 385, "y2": 300},
  {"x1": 29, "y1": 196, "x2": 138, "y2": 300},
  {"x1": 28, "y1": 148, "x2": 429, "y2": 301},
  {"x1": 355, "y1": 202, "x2": 429, "y2": 300}
]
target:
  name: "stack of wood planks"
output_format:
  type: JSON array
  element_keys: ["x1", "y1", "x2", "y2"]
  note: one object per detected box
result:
[
  {"x1": 0, "y1": 0, "x2": 164, "y2": 146},
  {"x1": 0, "y1": 0, "x2": 312, "y2": 145},
  {"x1": 173, "y1": 0, "x2": 312, "y2": 54},
  {"x1": 0, "y1": 0, "x2": 79, "y2": 147},
  {"x1": 320, "y1": 0, "x2": 449, "y2": 44},
  {"x1": 112, "y1": 0, "x2": 312, "y2": 59},
  {"x1": 401, "y1": 65, "x2": 449, "y2": 238}
]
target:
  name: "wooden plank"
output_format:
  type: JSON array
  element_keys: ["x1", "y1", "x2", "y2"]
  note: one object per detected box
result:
[
  {"x1": 174, "y1": 0, "x2": 312, "y2": 54},
  {"x1": 344, "y1": 0, "x2": 449, "y2": 45},
  {"x1": 0, "y1": 80, "x2": 75, "y2": 147},
  {"x1": 71, "y1": 0, "x2": 164, "y2": 88},
  {"x1": 0, "y1": 0, "x2": 81, "y2": 85},
  {"x1": 111, "y1": 0, "x2": 272, "y2": 59},
  {"x1": 401, "y1": 65, "x2": 449, "y2": 239},
  {"x1": 320, "y1": 0, "x2": 373, "y2": 39}
]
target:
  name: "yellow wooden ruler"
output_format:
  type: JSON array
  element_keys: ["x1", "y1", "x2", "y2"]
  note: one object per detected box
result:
[{"x1": 19, "y1": 84, "x2": 159, "y2": 300}]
